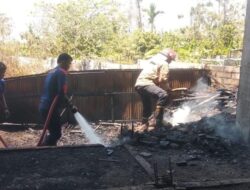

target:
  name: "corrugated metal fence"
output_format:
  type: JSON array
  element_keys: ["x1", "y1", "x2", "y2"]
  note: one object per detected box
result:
[{"x1": 4, "y1": 69, "x2": 207, "y2": 123}]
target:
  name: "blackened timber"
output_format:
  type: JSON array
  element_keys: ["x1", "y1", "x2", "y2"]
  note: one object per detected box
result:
[
  {"x1": 124, "y1": 144, "x2": 154, "y2": 180},
  {"x1": 175, "y1": 178, "x2": 250, "y2": 189}
]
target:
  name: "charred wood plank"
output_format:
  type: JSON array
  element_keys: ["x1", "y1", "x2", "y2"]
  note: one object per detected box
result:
[
  {"x1": 104, "y1": 185, "x2": 175, "y2": 190},
  {"x1": 0, "y1": 144, "x2": 104, "y2": 153},
  {"x1": 124, "y1": 144, "x2": 154, "y2": 180},
  {"x1": 173, "y1": 95, "x2": 211, "y2": 102},
  {"x1": 98, "y1": 158, "x2": 121, "y2": 163},
  {"x1": 175, "y1": 178, "x2": 250, "y2": 189}
]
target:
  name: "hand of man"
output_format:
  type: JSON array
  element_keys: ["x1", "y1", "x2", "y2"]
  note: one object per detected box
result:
[
  {"x1": 153, "y1": 77, "x2": 160, "y2": 86},
  {"x1": 71, "y1": 105, "x2": 78, "y2": 113},
  {"x1": 65, "y1": 95, "x2": 73, "y2": 107}
]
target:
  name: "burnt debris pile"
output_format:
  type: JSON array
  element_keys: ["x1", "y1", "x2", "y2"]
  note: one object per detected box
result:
[{"x1": 127, "y1": 89, "x2": 246, "y2": 157}]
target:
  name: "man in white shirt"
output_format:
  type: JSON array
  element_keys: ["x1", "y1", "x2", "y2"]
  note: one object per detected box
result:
[{"x1": 135, "y1": 48, "x2": 176, "y2": 131}]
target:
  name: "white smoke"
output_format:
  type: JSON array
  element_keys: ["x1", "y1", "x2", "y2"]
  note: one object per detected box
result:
[
  {"x1": 164, "y1": 77, "x2": 241, "y2": 142},
  {"x1": 204, "y1": 115, "x2": 241, "y2": 142},
  {"x1": 170, "y1": 105, "x2": 191, "y2": 126},
  {"x1": 164, "y1": 77, "x2": 218, "y2": 126},
  {"x1": 191, "y1": 77, "x2": 210, "y2": 92}
]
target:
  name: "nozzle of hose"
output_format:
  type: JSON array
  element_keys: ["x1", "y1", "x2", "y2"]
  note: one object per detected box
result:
[{"x1": 71, "y1": 105, "x2": 78, "y2": 113}]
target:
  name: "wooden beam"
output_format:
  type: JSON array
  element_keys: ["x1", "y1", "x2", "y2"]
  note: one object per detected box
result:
[
  {"x1": 175, "y1": 178, "x2": 250, "y2": 189},
  {"x1": 124, "y1": 144, "x2": 154, "y2": 180}
]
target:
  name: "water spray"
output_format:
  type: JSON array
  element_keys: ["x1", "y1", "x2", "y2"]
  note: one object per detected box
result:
[
  {"x1": 168, "y1": 93, "x2": 220, "y2": 126},
  {"x1": 191, "y1": 93, "x2": 220, "y2": 111},
  {"x1": 68, "y1": 100, "x2": 104, "y2": 145}
]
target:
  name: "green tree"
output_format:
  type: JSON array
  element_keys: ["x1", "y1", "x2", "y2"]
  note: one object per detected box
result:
[
  {"x1": 143, "y1": 3, "x2": 164, "y2": 32},
  {"x1": 20, "y1": 26, "x2": 53, "y2": 58},
  {"x1": 185, "y1": 0, "x2": 245, "y2": 61},
  {"x1": 132, "y1": 31, "x2": 161, "y2": 57},
  {"x1": 21, "y1": 0, "x2": 128, "y2": 59},
  {"x1": 17, "y1": 0, "x2": 245, "y2": 65}
]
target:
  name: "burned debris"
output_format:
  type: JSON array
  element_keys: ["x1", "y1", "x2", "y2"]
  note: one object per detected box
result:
[{"x1": 0, "y1": 70, "x2": 249, "y2": 190}]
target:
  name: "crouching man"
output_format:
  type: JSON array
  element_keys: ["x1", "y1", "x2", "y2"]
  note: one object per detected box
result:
[{"x1": 135, "y1": 49, "x2": 176, "y2": 131}]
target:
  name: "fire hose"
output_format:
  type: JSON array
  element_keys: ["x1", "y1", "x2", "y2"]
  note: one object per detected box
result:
[{"x1": 37, "y1": 95, "x2": 59, "y2": 146}]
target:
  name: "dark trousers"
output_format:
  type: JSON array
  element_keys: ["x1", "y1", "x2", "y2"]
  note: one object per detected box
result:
[
  {"x1": 135, "y1": 85, "x2": 168, "y2": 123},
  {"x1": 40, "y1": 108, "x2": 62, "y2": 146}
]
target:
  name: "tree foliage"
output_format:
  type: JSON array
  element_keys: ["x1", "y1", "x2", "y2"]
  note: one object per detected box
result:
[
  {"x1": 0, "y1": 0, "x2": 246, "y2": 76},
  {"x1": 143, "y1": 3, "x2": 164, "y2": 32},
  {"x1": 21, "y1": 0, "x2": 128, "y2": 59},
  {"x1": 163, "y1": 0, "x2": 245, "y2": 62},
  {"x1": 21, "y1": 0, "x2": 244, "y2": 63}
]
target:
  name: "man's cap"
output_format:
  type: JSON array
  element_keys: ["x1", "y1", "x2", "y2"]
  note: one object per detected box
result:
[{"x1": 159, "y1": 48, "x2": 177, "y2": 60}]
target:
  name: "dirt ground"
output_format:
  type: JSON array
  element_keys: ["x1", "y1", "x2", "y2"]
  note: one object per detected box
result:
[
  {"x1": 0, "y1": 145, "x2": 150, "y2": 190},
  {"x1": 0, "y1": 122, "x2": 121, "y2": 148},
  {"x1": 2, "y1": 89, "x2": 250, "y2": 189},
  {"x1": 1, "y1": 114, "x2": 250, "y2": 190}
]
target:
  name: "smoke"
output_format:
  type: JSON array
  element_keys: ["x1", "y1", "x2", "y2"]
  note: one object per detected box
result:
[
  {"x1": 236, "y1": 121, "x2": 249, "y2": 143},
  {"x1": 164, "y1": 97, "x2": 218, "y2": 126},
  {"x1": 164, "y1": 77, "x2": 218, "y2": 126},
  {"x1": 164, "y1": 77, "x2": 240, "y2": 142},
  {"x1": 191, "y1": 77, "x2": 210, "y2": 92},
  {"x1": 107, "y1": 136, "x2": 131, "y2": 148},
  {"x1": 204, "y1": 115, "x2": 241, "y2": 143},
  {"x1": 170, "y1": 105, "x2": 191, "y2": 126}
]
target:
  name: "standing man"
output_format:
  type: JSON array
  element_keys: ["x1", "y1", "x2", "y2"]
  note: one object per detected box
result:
[
  {"x1": 135, "y1": 48, "x2": 176, "y2": 130},
  {"x1": 0, "y1": 62, "x2": 10, "y2": 121},
  {"x1": 39, "y1": 53, "x2": 76, "y2": 146}
]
